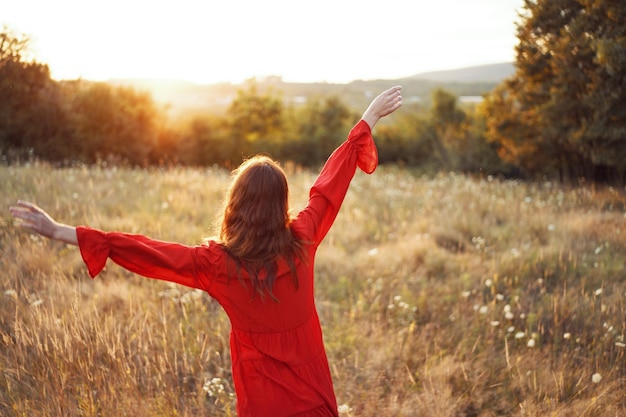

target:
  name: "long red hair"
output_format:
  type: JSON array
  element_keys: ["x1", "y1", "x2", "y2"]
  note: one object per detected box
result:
[{"x1": 218, "y1": 155, "x2": 305, "y2": 300}]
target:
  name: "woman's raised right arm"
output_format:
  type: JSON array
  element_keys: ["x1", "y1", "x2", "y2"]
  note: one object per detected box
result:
[{"x1": 291, "y1": 86, "x2": 402, "y2": 244}]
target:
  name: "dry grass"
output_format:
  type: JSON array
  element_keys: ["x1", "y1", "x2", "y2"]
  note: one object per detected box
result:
[{"x1": 1, "y1": 163, "x2": 625, "y2": 416}]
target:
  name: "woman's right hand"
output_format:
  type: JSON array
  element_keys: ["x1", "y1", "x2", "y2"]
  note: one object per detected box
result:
[{"x1": 361, "y1": 86, "x2": 403, "y2": 129}]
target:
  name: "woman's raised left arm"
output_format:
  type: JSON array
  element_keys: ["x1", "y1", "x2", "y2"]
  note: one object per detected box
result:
[{"x1": 10, "y1": 200, "x2": 207, "y2": 290}]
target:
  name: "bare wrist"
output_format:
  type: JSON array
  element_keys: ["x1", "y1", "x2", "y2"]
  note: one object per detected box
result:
[
  {"x1": 53, "y1": 224, "x2": 79, "y2": 245},
  {"x1": 361, "y1": 113, "x2": 379, "y2": 130}
]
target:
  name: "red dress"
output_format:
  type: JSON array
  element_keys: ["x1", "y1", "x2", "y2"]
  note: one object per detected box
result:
[{"x1": 76, "y1": 120, "x2": 378, "y2": 417}]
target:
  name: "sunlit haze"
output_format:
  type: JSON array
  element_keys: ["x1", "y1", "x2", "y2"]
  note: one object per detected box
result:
[{"x1": 4, "y1": 0, "x2": 524, "y2": 84}]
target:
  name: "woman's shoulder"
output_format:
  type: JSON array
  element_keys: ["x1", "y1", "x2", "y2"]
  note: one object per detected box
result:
[
  {"x1": 194, "y1": 239, "x2": 230, "y2": 264},
  {"x1": 289, "y1": 214, "x2": 316, "y2": 244}
]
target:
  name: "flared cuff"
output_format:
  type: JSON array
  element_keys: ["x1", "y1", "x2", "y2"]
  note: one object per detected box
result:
[
  {"x1": 349, "y1": 120, "x2": 378, "y2": 174},
  {"x1": 76, "y1": 226, "x2": 109, "y2": 278}
]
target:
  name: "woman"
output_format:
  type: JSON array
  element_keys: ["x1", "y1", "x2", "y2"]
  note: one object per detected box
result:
[{"x1": 9, "y1": 86, "x2": 402, "y2": 416}]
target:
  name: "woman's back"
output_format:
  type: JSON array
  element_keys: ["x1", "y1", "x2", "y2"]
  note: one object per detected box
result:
[{"x1": 199, "y1": 195, "x2": 335, "y2": 416}]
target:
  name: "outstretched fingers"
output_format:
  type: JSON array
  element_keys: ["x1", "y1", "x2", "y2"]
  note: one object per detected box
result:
[
  {"x1": 11, "y1": 200, "x2": 39, "y2": 213},
  {"x1": 10, "y1": 201, "x2": 40, "y2": 221},
  {"x1": 9, "y1": 200, "x2": 57, "y2": 237},
  {"x1": 377, "y1": 86, "x2": 403, "y2": 118}
]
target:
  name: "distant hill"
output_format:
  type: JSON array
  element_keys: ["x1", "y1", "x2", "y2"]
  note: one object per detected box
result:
[
  {"x1": 411, "y1": 62, "x2": 515, "y2": 83},
  {"x1": 108, "y1": 63, "x2": 515, "y2": 116}
]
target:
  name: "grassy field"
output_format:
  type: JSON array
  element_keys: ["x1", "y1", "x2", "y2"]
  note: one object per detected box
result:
[{"x1": 1, "y1": 163, "x2": 625, "y2": 416}]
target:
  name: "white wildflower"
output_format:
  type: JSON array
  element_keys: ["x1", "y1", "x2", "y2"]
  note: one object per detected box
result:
[
  {"x1": 338, "y1": 404, "x2": 353, "y2": 414},
  {"x1": 490, "y1": 321, "x2": 500, "y2": 327},
  {"x1": 203, "y1": 377, "x2": 225, "y2": 397},
  {"x1": 472, "y1": 236, "x2": 486, "y2": 251},
  {"x1": 505, "y1": 311, "x2": 514, "y2": 320},
  {"x1": 591, "y1": 373, "x2": 602, "y2": 383},
  {"x1": 367, "y1": 248, "x2": 379, "y2": 256},
  {"x1": 485, "y1": 279, "x2": 493, "y2": 288},
  {"x1": 479, "y1": 306, "x2": 488, "y2": 314},
  {"x1": 515, "y1": 332, "x2": 526, "y2": 339},
  {"x1": 461, "y1": 291, "x2": 471, "y2": 298},
  {"x1": 496, "y1": 293, "x2": 505, "y2": 301},
  {"x1": 615, "y1": 342, "x2": 625, "y2": 348},
  {"x1": 595, "y1": 288, "x2": 603, "y2": 296},
  {"x1": 527, "y1": 339, "x2": 535, "y2": 347},
  {"x1": 563, "y1": 333, "x2": 571, "y2": 340}
]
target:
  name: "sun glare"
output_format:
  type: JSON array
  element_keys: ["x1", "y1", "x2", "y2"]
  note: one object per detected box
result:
[{"x1": 4, "y1": 0, "x2": 523, "y2": 84}]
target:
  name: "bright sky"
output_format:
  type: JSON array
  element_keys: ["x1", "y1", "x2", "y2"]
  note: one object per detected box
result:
[{"x1": 3, "y1": 0, "x2": 525, "y2": 84}]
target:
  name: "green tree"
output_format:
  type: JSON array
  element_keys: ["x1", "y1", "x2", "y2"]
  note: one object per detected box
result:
[
  {"x1": 173, "y1": 115, "x2": 232, "y2": 166},
  {"x1": 428, "y1": 88, "x2": 466, "y2": 169},
  {"x1": 227, "y1": 82, "x2": 285, "y2": 160},
  {"x1": 65, "y1": 81, "x2": 160, "y2": 165},
  {"x1": 459, "y1": 105, "x2": 515, "y2": 175},
  {"x1": 375, "y1": 111, "x2": 435, "y2": 168},
  {"x1": 284, "y1": 95, "x2": 352, "y2": 166},
  {"x1": 483, "y1": 0, "x2": 626, "y2": 182}
]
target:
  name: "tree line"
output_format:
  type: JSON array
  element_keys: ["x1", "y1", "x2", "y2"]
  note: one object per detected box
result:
[
  {"x1": 0, "y1": 32, "x2": 506, "y2": 175},
  {"x1": 1, "y1": 0, "x2": 625, "y2": 183}
]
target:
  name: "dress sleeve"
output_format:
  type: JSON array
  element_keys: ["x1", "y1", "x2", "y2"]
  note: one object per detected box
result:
[
  {"x1": 292, "y1": 119, "x2": 377, "y2": 244},
  {"x1": 76, "y1": 226, "x2": 211, "y2": 291}
]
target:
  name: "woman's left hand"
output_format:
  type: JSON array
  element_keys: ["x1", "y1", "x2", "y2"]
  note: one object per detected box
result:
[{"x1": 9, "y1": 200, "x2": 78, "y2": 244}]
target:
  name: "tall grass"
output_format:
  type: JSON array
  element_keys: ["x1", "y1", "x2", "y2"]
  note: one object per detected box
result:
[{"x1": 1, "y1": 163, "x2": 624, "y2": 416}]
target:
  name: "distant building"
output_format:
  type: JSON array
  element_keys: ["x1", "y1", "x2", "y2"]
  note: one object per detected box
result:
[{"x1": 459, "y1": 96, "x2": 484, "y2": 104}]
